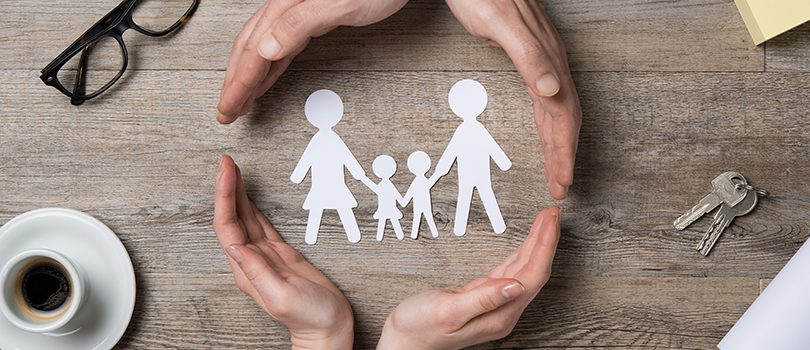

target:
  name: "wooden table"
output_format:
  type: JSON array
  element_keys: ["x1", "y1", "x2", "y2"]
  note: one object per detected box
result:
[{"x1": 1, "y1": 0, "x2": 809, "y2": 348}]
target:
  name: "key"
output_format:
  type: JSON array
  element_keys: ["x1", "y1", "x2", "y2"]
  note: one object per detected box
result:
[
  {"x1": 695, "y1": 189, "x2": 758, "y2": 256},
  {"x1": 673, "y1": 172, "x2": 748, "y2": 230}
]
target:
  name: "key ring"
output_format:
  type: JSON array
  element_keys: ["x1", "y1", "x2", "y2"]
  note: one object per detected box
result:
[{"x1": 736, "y1": 183, "x2": 769, "y2": 197}]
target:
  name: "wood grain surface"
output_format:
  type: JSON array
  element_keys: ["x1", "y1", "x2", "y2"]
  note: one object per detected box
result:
[{"x1": 0, "y1": 0, "x2": 808, "y2": 349}]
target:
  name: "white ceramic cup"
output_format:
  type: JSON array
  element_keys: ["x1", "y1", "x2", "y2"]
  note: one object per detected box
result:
[{"x1": 0, "y1": 249, "x2": 86, "y2": 333}]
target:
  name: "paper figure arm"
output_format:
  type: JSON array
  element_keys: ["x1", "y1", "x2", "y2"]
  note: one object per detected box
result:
[
  {"x1": 360, "y1": 176, "x2": 378, "y2": 193},
  {"x1": 339, "y1": 138, "x2": 366, "y2": 180},
  {"x1": 486, "y1": 130, "x2": 512, "y2": 171},
  {"x1": 291, "y1": 140, "x2": 315, "y2": 183},
  {"x1": 399, "y1": 185, "x2": 412, "y2": 207},
  {"x1": 429, "y1": 130, "x2": 461, "y2": 184}
]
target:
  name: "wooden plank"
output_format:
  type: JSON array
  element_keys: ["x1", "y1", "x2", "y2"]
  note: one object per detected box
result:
[
  {"x1": 1, "y1": 69, "x2": 808, "y2": 282},
  {"x1": 0, "y1": 0, "x2": 763, "y2": 72},
  {"x1": 115, "y1": 273, "x2": 758, "y2": 349},
  {"x1": 766, "y1": 21, "x2": 810, "y2": 72}
]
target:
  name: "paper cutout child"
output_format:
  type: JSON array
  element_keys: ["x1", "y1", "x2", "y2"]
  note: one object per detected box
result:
[
  {"x1": 291, "y1": 89, "x2": 366, "y2": 245},
  {"x1": 401, "y1": 151, "x2": 439, "y2": 239},
  {"x1": 360, "y1": 155, "x2": 405, "y2": 241},
  {"x1": 429, "y1": 79, "x2": 512, "y2": 236}
]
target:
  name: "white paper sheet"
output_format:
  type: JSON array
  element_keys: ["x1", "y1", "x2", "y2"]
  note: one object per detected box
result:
[{"x1": 718, "y1": 238, "x2": 810, "y2": 350}]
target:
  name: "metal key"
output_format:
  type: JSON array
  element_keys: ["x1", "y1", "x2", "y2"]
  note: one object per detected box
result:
[
  {"x1": 673, "y1": 172, "x2": 748, "y2": 230},
  {"x1": 695, "y1": 189, "x2": 758, "y2": 256}
]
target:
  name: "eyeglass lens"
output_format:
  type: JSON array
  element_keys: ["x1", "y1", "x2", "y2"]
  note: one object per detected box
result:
[
  {"x1": 131, "y1": 0, "x2": 197, "y2": 33},
  {"x1": 56, "y1": 36, "x2": 124, "y2": 98}
]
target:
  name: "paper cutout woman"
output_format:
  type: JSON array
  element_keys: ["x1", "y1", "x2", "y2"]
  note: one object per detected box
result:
[
  {"x1": 429, "y1": 79, "x2": 512, "y2": 236},
  {"x1": 360, "y1": 155, "x2": 405, "y2": 241},
  {"x1": 402, "y1": 151, "x2": 439, "y2": 239},
  {"x1": 291, "y1": 89, "x2": 366, "y2": 245}
]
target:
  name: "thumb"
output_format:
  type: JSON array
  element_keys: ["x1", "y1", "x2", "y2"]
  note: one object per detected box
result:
[
  {"x1": 488, "y1": 21, "x2": 560, "y2": 98},
  {"x1": 452, "y1": 278, "x2": 525, "y2": 321},
  {"x1": 257, "y1": 1, "x2": 343, "y2": 61}
]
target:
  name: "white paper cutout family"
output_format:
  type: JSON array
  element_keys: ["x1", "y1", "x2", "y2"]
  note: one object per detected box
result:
[{"x1": 291, "y1": 79, "x2": 512, "y2": 244}]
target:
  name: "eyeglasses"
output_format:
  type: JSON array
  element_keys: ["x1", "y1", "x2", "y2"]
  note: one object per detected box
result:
[{"x1": 40, "y1": 0, "x2": 200, "y2": 105}]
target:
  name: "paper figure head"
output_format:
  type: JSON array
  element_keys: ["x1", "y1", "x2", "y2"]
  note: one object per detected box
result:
[
  {"x1": 448, "y1": 79, "x2": 487, "y2": 120},
  {"x1": 305, "y1": 89, "x2": 343, "y2": 129},
  {"x1": 372, "y1": 155, "x2": 397, "y2": 179},
  {"x1": 407, "y1": 151, "x2": 431, "y2": 175}
]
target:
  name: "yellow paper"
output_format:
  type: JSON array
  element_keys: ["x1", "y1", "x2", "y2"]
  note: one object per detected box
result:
[{"x1": 734, "y1": 0, "x2": 810, "y2": 45}]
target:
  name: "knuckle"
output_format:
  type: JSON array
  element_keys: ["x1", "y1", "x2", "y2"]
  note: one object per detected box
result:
[
  {"x1": 477, "y1": 2, "x2": 504, "y2": 23},
  {"x1": 477, "y1": 294, "x2": 499, "y2": 312},
  {"x1": 277, "y1": 11, "x2": 309, "y2": 42},
  {"x1": 242, "y1": 267, "x2": 261, "y2": 282},
  {"x1": 518, "y1": 38, "x2": 545, "y2": 61},
  {"x1": 335, "y1": 0, "x2": 364, "y2": 19}
]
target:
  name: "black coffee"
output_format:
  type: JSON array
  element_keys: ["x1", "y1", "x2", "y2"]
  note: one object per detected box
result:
[{"x1": 20, "y1": 263, "x2": 71, "y2": 311}]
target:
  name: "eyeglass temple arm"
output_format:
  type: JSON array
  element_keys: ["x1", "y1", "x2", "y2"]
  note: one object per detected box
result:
[{"x1": 70, "y1": 45, "x2": 92, "y2": 106}]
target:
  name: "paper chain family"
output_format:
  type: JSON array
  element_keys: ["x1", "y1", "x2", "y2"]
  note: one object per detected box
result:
[{"x1": 291, "y1": 79, "x2": 512, "y2": 244}]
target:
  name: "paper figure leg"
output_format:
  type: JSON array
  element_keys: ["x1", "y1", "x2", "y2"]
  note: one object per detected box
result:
[
  {"x1": 411, "y1": 213, "x2": 422, "y2": 239},
  {"x1": 454, "y1": 185, "x2": 474, "y2": 236},
  {"x1": 305, "y1": 209, "x2": 323, "y2": 245},
  {"x1": 376, "y1": 219, "x2": 386, "y2": 241},
  {"x1": 337, "y1": 208, "x2": 362, "y2": 243},
  {"x1": 424, "y1": 211, "x2": 439, "y2": 238},
  {"x1": 392, "y1": 219, "x2": 404, "y2": 240},
  {"x1": 478, "y1": 183, "x2": 506, "y2": 234}
]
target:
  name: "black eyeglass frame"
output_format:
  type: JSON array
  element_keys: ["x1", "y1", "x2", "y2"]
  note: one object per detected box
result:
[{"x1": 39, "y1": 0, "x2": 200, "y2": 105}]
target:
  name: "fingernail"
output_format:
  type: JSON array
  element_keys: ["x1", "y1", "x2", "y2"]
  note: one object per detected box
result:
[
  {"x1": 535, "y1": 74, "x2": 560, "y2": 97},
  {"x1": 226, "y1": 245, "x2": 244, "y2": 263},
  {"x1": 501, "y1": 282, "x2": 525, "y2": 299},
  {"x1": 258, "y1": 36, "x2": 281, "y2": 60},
  {"x1": 542, "y1": 208, "x2": 561, "y2": 244}
]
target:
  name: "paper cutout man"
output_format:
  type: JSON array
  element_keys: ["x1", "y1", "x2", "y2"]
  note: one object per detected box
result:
[
  {"x1": 291, "y1": 89, "x2": 365, "y2": 245},
  {"x1": 429, "y1": 79, "x2": 512, "y2": 236},
  {"x1": 361, "y1": 155, "x2": 405, "y2": 241},
  {"x1": 402, "y1": 151, "x2": 439, "y2": 239}
]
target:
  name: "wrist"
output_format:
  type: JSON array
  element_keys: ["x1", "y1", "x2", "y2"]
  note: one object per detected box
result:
[
  {"x1": 376, "y1": 316, "x2": 431, "y2": 350},
  {"x1": 291, "y1": 316, "x2": 354, "y2": 350}
]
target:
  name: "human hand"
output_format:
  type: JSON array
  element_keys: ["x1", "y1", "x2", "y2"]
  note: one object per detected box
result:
[
  {"x1": 377, "y1": 207, "x2": 561, "y2": 349},
  {"x1": 446, "y1": 0, "x2": 582, "y2": 200},
  {"x1": 216, "y1": 0, "x2": 409, "y2": 123},
  {"x1": 214, "y1": 155, "x2": 354, "y2": 349}
]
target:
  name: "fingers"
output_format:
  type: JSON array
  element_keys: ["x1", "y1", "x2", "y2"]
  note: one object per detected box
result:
[
  {"x1": 449, "y1": 278, "x2": 525, "y2": 323},
  {"x1": 217, "y1": 0, "x2": 302, "y2": 123},
  {"x1": 250, "y1": 201, "x2": 284, "y2": 242},
  {"x1": 487, "y1": 10, "x2": 560, "y2": 98},
  {"x1": 233, "y1": 161, "x2": 266, "y2": 242},
  {"x1": 257, "y1": 1, "x2": 344, "y2": 61},
  {"x1": 226, "y1": 244, "x2": 287, "y2": 295},
  {"x1": 535, "y1": 104, "x2": 567, "y2": 199},
  {"x1": 520, "y1": 207, "x2": 561, "y2": 288},
  {"x1": 214, "y1": 155, "x2": 247, "y2": 249},
  {"x1": 221, "y1": 2, "x2": 270, "y2": 101}
]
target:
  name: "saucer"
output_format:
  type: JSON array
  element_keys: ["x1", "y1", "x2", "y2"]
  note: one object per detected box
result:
[{"x1": 0, "y1": 208, "x2": 136, "y2": 350}]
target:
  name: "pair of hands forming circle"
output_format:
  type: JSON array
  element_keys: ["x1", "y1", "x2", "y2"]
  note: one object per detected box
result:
[
  {"x1": 214, "y1": 0, "x2": 575, "y2": 347},
  {"x1": 215, "y1": 156, "x2": 561, "y2": 349},
  {"x1": 215, "y1": 0, "x2": 582, "y2": 200}
]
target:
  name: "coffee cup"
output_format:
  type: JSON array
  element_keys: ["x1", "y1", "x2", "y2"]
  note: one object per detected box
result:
[{"x1": 0, "y1": 249, "x2": 86, "y2": 333}]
